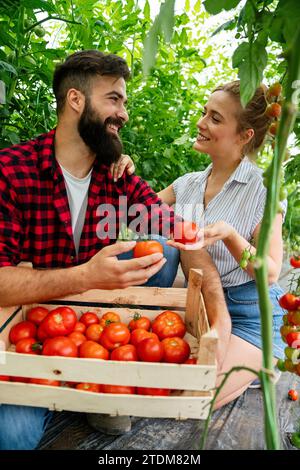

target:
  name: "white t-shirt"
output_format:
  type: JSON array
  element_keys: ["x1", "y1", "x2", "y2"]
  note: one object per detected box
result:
[{"x1": 60, "y1": 164, "x2": 92, "y2": 257}]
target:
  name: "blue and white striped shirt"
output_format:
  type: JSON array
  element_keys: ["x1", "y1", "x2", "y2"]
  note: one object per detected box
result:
[{"x1": 173, "y1": 157, "x2": 287, "y2": 287}]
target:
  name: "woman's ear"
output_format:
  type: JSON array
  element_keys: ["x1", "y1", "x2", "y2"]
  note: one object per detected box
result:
[{"x1": 241, "y1": 128, "x2": 254, "y2": 145}]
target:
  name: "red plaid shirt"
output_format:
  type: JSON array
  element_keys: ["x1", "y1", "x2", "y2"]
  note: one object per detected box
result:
[{"x1": 0, "y1": 129, "x2": 177, "y2": 268}]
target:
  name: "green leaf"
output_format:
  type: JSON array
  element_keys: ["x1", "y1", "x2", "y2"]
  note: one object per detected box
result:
[
  {"x1": 0, "y1": 61, "x2": 17, "y2": 75},
  {"x1": 193, "y1": 0, "x2": 201, "y2": 13},
  {"x1": 20, "y1": 0, "x2": 57, "y2": 13},
  {"x1": 143, "y1": 0, "x2": 150, "y2": 21},
  {"x1": 143, "y1": 18, "x2": 159, "y2": 76},
  {"x1": 204, "y1": 0, "x2": 242, "y2": 15},
  {"x1": 232, "y1": 42, "x2": 249, "y2": 69},
  {"x1": 159, "y1": 0, "x2": 175, "y2": 42},
  {"x1": 237, "y1": 41, "x2": 268, "y2": 107},
  {"x1": 0, "y1": 80, "x2": 5, "y2": 104},
  {"x1": 173, "y1": 134, "x2": 190, "y2": 145},
  {"x1": 211, "y1": 18, "x2": 237, "y2": 37}
]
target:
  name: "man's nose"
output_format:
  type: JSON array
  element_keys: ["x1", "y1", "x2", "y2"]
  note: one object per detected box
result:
[{"x1": 117, "y1": 107, "x2": 129, "y2": 123}]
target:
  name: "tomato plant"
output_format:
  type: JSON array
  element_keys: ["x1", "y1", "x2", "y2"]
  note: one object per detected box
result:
[
  {"x1": 42, "y1": 336, "x2": 78, "y2": 357},
  {"x1": 161, "y1": 337, "x2": 190, "y2": 364},
  {"x1": 9, "y1": 321, "x2": 37, "y2": 344},
  {"x1": 99, "y1": 322, "x2": 131, "y2": 351},
  {"x1": 279, "y1": 293, "x2": 300, "y2": 311},
  {"x1": 133, "y1": 240, "x2": 163, "y2": 258},
  {"x1": 288, "y1": 389, "x2": 298, "y2": 401},
  {"x1": 41, "y1": 307, "x2": 77, "y2": 337},
  {"x1": 290, "y1": 256, "x2": 300, "y2": 269}
]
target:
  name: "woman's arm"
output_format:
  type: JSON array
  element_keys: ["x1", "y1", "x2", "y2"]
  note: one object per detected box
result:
[
  {"x1": 201, "y1": 214, "x2": 284, "y2": 284},
  {"x1": 157, "y1": 185, "x2": 176, "y2": 205}
]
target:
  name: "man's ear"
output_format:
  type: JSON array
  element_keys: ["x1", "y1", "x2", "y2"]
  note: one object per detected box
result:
[{"x1": 66, "y1": 88, "x2": 85, "y2": 114}]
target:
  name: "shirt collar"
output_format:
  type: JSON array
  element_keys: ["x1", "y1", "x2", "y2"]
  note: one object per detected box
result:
[
  {"x1": 198, "y1": 157, "x2": 253, "y2": 187},
  {"x1": 36, "y1": 128, "x2": 57, "y2": 174}
]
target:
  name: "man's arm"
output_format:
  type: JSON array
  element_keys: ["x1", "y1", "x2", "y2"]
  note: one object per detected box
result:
[
  {"x1": 0, "y1": 242, "x2": 166, "y2": 307},
  {"x1": 180, "y1": 248, "x2": 231, "y2": 369}
]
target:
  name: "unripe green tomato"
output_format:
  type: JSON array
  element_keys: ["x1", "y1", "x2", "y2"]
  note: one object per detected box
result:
[
  {"x1": 284, "y1": 358, "x2": 296, "y2": 373},
  {"x1": 243, "y1": 250, "x2": 251, "y2": 261},
  {"x1": 285, "y1": 346, "x2": 297, "y2": 361},
  {"x1": 235, "y1": 33, "x2": 241, "y2": 39},
  {"x1": 34, "y1": 26, "x2": 46, "y2": 38},
  {"x1": 239, "y1": 259, "x2": 248, "y2": 269},
  {"x1": 276, "y1": 358, "x2": 286, "y2": 372}
]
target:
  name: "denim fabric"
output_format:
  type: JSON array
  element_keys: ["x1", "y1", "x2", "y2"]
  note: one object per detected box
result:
[
  {"x1": 224, "y1": 280, "x2": 285, "y2": 359},
  {"x1": 0, "y1": 236, "x2": 179, "y2": 449},
  {"x1": 0, "y1": 405, "x2": 53, "y2": 450}
]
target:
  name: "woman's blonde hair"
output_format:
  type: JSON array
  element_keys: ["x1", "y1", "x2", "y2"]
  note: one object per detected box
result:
[{"x1": 213, "y1": 80, "x2": 271, "y2": 156}]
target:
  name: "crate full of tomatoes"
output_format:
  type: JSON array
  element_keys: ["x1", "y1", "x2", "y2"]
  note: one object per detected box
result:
[{"x1": 0, "y1": 269, "x2": 217, "y2": 420}]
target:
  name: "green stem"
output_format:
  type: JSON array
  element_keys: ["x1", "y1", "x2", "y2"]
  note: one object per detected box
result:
[{"x1": 255, "y1": 27, "x2": 300, "y2": 450}]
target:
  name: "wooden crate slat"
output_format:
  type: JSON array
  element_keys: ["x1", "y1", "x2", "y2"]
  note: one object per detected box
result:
[{"x1": 0, "y1": 382, "x2": 212, "y2": 419}]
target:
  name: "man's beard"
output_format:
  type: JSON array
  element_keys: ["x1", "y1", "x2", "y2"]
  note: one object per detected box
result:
[{"x1": 78, "y1": 98, "x2": 124, "y2": 166}]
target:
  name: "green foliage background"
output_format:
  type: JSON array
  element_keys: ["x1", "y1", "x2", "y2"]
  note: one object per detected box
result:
[{"x1": 0, "y1": 0, "x2": 299, "y2": 249}]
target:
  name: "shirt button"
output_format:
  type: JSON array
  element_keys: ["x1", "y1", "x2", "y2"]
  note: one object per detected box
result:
[{"x1": 70, "y1": 255, "x2": 74, "y2": 261}]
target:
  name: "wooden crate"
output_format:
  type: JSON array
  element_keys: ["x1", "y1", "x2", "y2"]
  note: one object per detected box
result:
[{"x1": 0, "y1": 269, "x2": 217, "y2": 420}]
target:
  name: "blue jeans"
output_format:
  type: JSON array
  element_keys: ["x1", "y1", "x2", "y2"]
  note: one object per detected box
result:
[
  {"x1": 224, "y1": 280, "x2": 285, "y2": 359},
  {"x1": 0, "y1": 237, "x2": 179, "y2": 450}
]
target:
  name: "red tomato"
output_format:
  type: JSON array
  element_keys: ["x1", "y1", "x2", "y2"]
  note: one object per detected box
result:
[
  {"x1": 73, "y1": 322, "x2": 86, "y2": 334},
  {"x1": 184, "y1": 358, "x2": 197, "y2": 365},
  {"x1": 279, "y1": 293, "x2": 299, "y2": 311},
  {"x1": 76, "y1": 383, "x2": 101, "y2": 393},
  {"x1": 161, "y1": 337, "x2": 190, "y2": 364},
  {"x1": 100, "y1": 322, "x2": 131, "y2": 351},
  {"x1": 10, "y1": 376, "x2": 30, "y2": 383},
  {"x1": 152, "y1": 311, "x2": 186, "y2": 340},
  {"x1": 128, "y1": 313, "x2": 151, "y2": 331},
  {"x1": 41, "y1": 307, "x2": 77, "y2": 337},
  {"x1": 137, "y1": 338, "x2": 164, "y2": 362},
  {"x1": 68, "y1": 331, "x2": 86, "y2": 348},
  {"x1": 100, "y1": 312, "x2": 121, "y2": 327},
  {"x1": 85, "y1": 324, "x2": 104, "y2": 342},
  {"x1": 137, "y1": 387, "x2": 170, "y2": 396},
  {"x1": 79, "y1": 312, "x2": 99, "y2": 327},
  {"x1": 9, "y1": 321, "x2": 37, "y2": 345},
  {"x1": 79, "y1": 340, "x2": 109, "y2": 360},
  {"x1": 42, "y1": 337, "x2": 78, "y2": 357},
  {"x1": 101, "y1": 384, "x2": 136, "y2": 394},
  {"x1": 130, "y1": 329, "x2": 159, "y2": 347},
  {"x1": 111, "y1": 344, "x2": 138, "y2": 361},
  {"x1": 286, "y1": 332, "x2": 300, "y2": 348},
  {"x1": 15, "y1": 337, "x2": 41, "y2": 355},
  {"x1": 133, "y1": 240, "x2": 163, "y2": 258},
  {"x1": 26, "y1": 306, "x2": 49, "y2": 326},
  {"x1": 173, "y1": 221, "x2": 199, "y2": 244},
  {"x1": 0, "y1": 375, "x2": 10, "y2": 381},
  {"x1": 37, "y1": 323, "x2": 49, "y2": 342},
  {"x1": 29, "y1": 378, "x2": 60, "y2": 386},
  {"x1": 288, "y1": 389, "x2": 298, "y2": 401},
  {"x1": 290, "y1": 256, "x2": 300, "y2": 269},
  {"x1": 280, "y1": 325, "x2": 298, "y2": 343}
]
